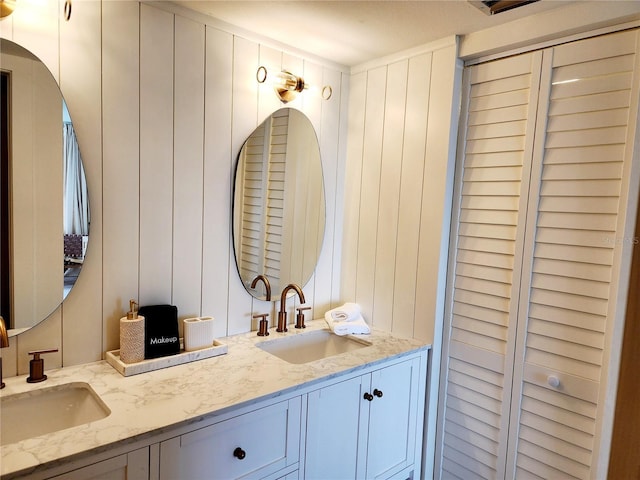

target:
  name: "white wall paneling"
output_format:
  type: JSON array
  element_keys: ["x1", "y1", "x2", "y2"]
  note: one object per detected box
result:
[
  {"x1": 102, "y1": 1, "x2": 140, "y2": 353},
  {"x1": 374, "y1": 59, "x2": 409, "y2": 334},
  {"x1": 12, "y1": 0, "x2": 59, "y2": 81},
  {"x1": 228, "y1": 36, "x2": 260, "y2": 335},
  {"x1": 57, "y1": 0, "x2": 103, "y2": 368},
  {"x1": 300, "y1": 59, "x2": 324, "y2": 308},
  {"x1": 414, "y1": 45, "x2": 461, "y2": 344},
  {"x1": 139, "y1": 4, "x2": 174, "y2": 306},
  {"x1": 392, "y1": 52, "x2": 432, "y2": 339},
  {"x1": 201, "y1": 25, "x2": 233, "y2": 340},
  {"x1": 1, "y1": 1, "x2": 348, "y2": 374},
  {"x1": 342, "y1": 39, "x2": 459, "y2": 342},
  {"x1": 257, "y1": 45, "x2": 282, "y2": 125},
  {"x1": 341, "y1": 71, "x2": 366, "y2": 304},
  {"x1": 172, "y1": 15, "x2": 205, "y2": 326},
  {"x1": 354, "y1": 65, "x2": 386, "y2": 327},
  {"x1": 315, "y1": 67, "x2": 345, "y2": 313}
]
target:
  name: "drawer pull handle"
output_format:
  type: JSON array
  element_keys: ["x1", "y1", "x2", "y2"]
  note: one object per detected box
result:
[
  {"x1": 233, "y1": 447, "x2": 246, "y2": 460},
  {"x1": 363, "y1": 392, "x2": 374, "y2": 401},
  {"x1": 373, "y1": 389, "x2": 383, "y2": 398}
]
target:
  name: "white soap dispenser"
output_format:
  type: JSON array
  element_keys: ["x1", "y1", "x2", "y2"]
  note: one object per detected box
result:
[{"x1": 119, "y1": 299, "x2": 145, "y2": 363}]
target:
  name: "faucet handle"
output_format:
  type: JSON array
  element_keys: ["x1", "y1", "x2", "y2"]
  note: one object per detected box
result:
[
  {"x1": 295, "y1": 306, "x2": 311, "y2": 329},
  {"x1": 26, "y1": 348, "x2": 58, "y2": 383},
  {"x1": 254, "y1": 313, "x2": 270, "y2": 337}
]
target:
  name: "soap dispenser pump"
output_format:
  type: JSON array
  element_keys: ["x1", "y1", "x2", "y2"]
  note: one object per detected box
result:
[{"x1": 119, "y1": 299, "x2": 145, "y2": 364}]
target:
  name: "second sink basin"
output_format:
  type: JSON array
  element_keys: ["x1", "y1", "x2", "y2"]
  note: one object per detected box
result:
[
  {"x1": 257, "y1": 329, "x2": 371, "y2": 364},
  {"x1": 1, "y1": 382, "x2": 110, "y2": 445}
]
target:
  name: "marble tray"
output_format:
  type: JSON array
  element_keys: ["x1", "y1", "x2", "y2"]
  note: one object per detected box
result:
[{"x1": 106, "y1": 340, "x2": 228, "y2": 377}]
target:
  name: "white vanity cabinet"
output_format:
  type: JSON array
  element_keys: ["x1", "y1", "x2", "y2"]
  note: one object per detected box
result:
[
  {"x1": 10, "y1": 341, "x2": 428, "y2": 480},
  {"x1": 46, "y1": 447, "x2": 152, "y2": 480},
  {"x1": 304, "y1": 355, "x2": 426, "y2": 480},
  {"x1": 159, "y1": 397, "x2": 302, "y2": 480}
]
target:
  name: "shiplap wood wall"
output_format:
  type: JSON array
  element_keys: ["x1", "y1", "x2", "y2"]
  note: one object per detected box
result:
[
  {"x1": 0, "y1": 0, "x2": 348, "y2": 375},
  {"x1": 342, "y1": 40, "x2": 460, "y2": 343}
]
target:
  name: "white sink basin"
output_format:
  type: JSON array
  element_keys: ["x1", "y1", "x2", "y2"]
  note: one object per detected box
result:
[
  {"x1": 257, "y1": 329, "x2": 371, "y2": 364},
  {"x1": 1, "y1": 382, "x2": 110, "y2": 445}
]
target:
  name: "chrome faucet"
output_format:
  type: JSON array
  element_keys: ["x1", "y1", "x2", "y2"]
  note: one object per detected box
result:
[
  {"x1": 277, "y1": 284, "x2": 306, "y2": 333},
  {"x1": 1, "y1": 315, "x2": 9, "y2": 389},
  {"x1": 250, "y1": 274, "x2": 272, "y2": 301}
]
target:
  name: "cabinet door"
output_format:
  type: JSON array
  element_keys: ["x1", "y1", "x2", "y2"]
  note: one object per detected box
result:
[
  {"x1": 304, "y1": 375, "x2": 366, "y2": 480},
  {"x1": 160, "y1": 398, "x2": 300, "y2": 480},
  {"x1": 49, "y1": 448, "x2": 150, "y2": 480},
  {"x1": 365, "y1": 358, "x2": 420, "y2": 479}
]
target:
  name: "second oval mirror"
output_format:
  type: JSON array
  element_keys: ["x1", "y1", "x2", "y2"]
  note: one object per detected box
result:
[{"x1": 233, "y1": 108, "x2": 325, "y2": 301}]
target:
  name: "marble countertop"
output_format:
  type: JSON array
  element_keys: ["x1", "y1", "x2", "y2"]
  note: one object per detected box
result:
[{"x1": 0, "y1": 319, "x2": 429, "y2": 478}]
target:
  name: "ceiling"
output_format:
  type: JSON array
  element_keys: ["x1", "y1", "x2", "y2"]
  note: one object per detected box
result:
[{"x1": 179, "y1": 0, "x2": 575, "y2": 67}]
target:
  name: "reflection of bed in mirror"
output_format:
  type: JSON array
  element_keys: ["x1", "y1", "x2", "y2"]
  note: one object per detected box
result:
[{"x1": 63, "y1": 234, "x2": 87, "y2": 296}]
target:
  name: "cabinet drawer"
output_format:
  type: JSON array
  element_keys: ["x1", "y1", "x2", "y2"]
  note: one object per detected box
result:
[{"x1": 160, "y1": 397, "x2": 301, "y2": 480}]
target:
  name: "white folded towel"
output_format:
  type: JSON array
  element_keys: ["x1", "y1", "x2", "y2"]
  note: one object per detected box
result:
[
  {"x1": 324, "y1": 308, "x2": 370, "y2": 336},
  {"x1": 329, "y1": 302, "x2": 361, "y2": 322}
]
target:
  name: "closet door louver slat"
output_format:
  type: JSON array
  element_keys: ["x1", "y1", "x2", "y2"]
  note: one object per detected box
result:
[
  {"x1": 508, "y1": 29, "x2": 639, "y2": 479},
  {"x1": 263, "y1": 110, "x2": 288, "y2": 283},
  {"x1": 439, "y1": 52, "x2": 542, "y2": 480},
  {"x1": 238, "y1": 123, "x2": 267, "y2": 281},
  {"x1": 237, "y1": 111, "x2": 289, "y2": 288}
]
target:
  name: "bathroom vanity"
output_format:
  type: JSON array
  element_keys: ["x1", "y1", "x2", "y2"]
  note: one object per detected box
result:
[{"x1": 0, "y1": 320, "x2": 429, "y2": 480}]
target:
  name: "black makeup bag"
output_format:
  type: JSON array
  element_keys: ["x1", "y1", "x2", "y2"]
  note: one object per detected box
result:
[{"x1": 139, "y1": 304, "x2": 180, "y2": 359}]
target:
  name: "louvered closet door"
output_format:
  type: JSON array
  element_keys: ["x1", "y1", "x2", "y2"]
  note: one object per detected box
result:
[
  {"x1": 237, "y1": 112, "x2": 289, "y2": 288},
  {"x1": 238, "y1": 121, "x2": 268, "y2": 281},
  {"x1": 264, "y1": 109, "x2": 288, "y2": 285},
  {"x1": 507, "y1": 29, "x2": 640, "y2": 479},
  {"x1": 438, "y1": 52, "x2": 543, "y2": 480}
]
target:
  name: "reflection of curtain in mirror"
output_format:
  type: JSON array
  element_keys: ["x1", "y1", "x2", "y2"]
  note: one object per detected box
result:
[{"x1": 63, "y1": 122, "x2": 89, "y2": 235}]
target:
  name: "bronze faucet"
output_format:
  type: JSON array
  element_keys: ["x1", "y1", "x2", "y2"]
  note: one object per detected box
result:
[
  {"x1": 277, "y1": 284, "x2": 306, "y2": 333},
  {"x1": 1, "y1": 315, "x2": 9, "y2": 389},
  {"x1": 26, "y1": 348, "x2": 58, "y2": 383},
  {"x1": 250, "y1": 274, "x2": 272, "y2": 301}
]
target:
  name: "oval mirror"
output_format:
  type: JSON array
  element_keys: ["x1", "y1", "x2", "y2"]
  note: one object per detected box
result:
[
  {"x1": 233, "y1": 108, "x2": 325, "y2": 301},
  {"x1": 0, "y1": 39, "x2": 89, "y2": 333}
]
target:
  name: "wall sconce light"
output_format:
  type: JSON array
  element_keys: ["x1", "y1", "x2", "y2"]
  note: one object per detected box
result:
[
  {"x1": 0, "y1": 0, "x2": 16, "y2": 18},
  {"x1": 274, "y1": 70, "x2": 306, "y2": 103},
  {"x1": 256, "y1": 66, "x2": 313, "y2": 104}
]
